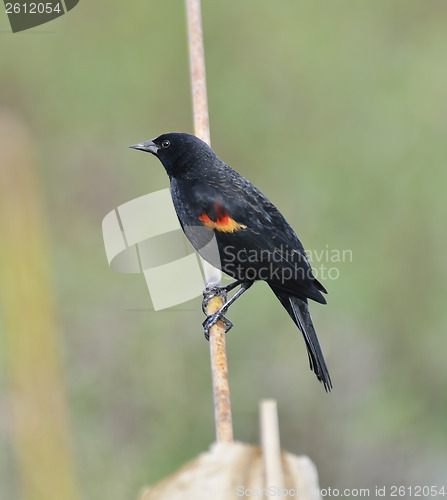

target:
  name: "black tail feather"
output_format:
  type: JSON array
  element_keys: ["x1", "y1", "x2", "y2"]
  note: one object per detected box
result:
[{"x1": 271, "y1": 287, "x2": 332, "y2": 392}]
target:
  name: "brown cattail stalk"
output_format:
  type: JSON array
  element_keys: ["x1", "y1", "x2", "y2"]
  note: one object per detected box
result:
[{"x1": 185, "y1": 0, "x2": 234, "y2": 443}]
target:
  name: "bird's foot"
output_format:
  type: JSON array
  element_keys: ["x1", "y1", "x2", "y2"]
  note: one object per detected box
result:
[
  {"x1": 202, "y1": 285, "x2": 228, "y2": 314},
  {"x1": 202, "y1": 312, "x2": 233, "y2": 340},
  {"x1": 202, "y1": 281, "x2": 243, "y2": 340}
]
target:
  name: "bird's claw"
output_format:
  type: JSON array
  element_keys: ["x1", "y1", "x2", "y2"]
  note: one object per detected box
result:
[
  {"x1": 202, "y1": 283, "x2": 237, "y2": 339},
  {"x1": 202, "y1": 313, "x2": 233, "y2": 340},
  {"x1": 202, "y1": 285, "x2": 227, "y2": 314}
]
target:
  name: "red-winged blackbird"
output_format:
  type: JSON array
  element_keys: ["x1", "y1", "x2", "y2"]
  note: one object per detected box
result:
[{"x1": 130, "y1": 133, "x2": 332, "y2": 391}]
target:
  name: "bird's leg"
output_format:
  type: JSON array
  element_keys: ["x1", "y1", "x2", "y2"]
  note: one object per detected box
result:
[
  {"x1": 202, "y1": 281, "x2": 242, "y2": 339},
  {"x1": 202, "y1": 281, "x2": 253, "y2": 340}
]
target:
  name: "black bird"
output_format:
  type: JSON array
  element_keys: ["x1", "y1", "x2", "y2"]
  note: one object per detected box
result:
[{"x1": 130, "y1": 133, "x2": 332, "y2": 391}]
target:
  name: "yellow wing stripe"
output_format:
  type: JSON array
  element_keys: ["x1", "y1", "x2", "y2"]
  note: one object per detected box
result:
[{"x1": 198, "y1": 210, "x2": 246, "y2": 233}]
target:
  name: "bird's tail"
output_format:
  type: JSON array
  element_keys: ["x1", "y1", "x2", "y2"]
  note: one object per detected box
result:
[{"x1": 271, "y1": 287, "x2": 332, "y2": 392}]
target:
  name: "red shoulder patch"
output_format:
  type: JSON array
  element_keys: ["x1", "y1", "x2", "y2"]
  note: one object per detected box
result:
[{"x1": 198, "y1": 203, "x2": 246, "y2": 233}]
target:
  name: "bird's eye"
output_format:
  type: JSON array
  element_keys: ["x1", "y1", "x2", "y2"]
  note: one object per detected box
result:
[{"x1": 162, "y1": 139, "x2": 171, "y2": 149}]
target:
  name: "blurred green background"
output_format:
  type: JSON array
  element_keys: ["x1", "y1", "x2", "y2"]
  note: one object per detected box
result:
[{"x1": 1, "y1": 0, "x2": 447, "y2": 498}]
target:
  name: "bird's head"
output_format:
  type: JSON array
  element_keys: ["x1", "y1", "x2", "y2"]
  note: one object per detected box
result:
[{"x1": 130, "y1": 132, "x2": 217, "y2": 178}]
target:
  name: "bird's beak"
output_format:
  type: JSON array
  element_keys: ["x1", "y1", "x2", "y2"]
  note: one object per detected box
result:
[{"x1": 129, "y1": 139, "x2": 158, "y2": 155}]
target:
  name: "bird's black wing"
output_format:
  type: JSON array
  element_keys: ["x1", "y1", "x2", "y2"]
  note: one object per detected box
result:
[{"x1": 187, "y1": 171, "x2": 327, "y2": 304}]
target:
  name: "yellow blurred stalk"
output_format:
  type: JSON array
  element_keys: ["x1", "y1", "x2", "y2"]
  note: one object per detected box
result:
[{"x1": 0, "y1": 111, "x2": 80, "y2": 500}]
